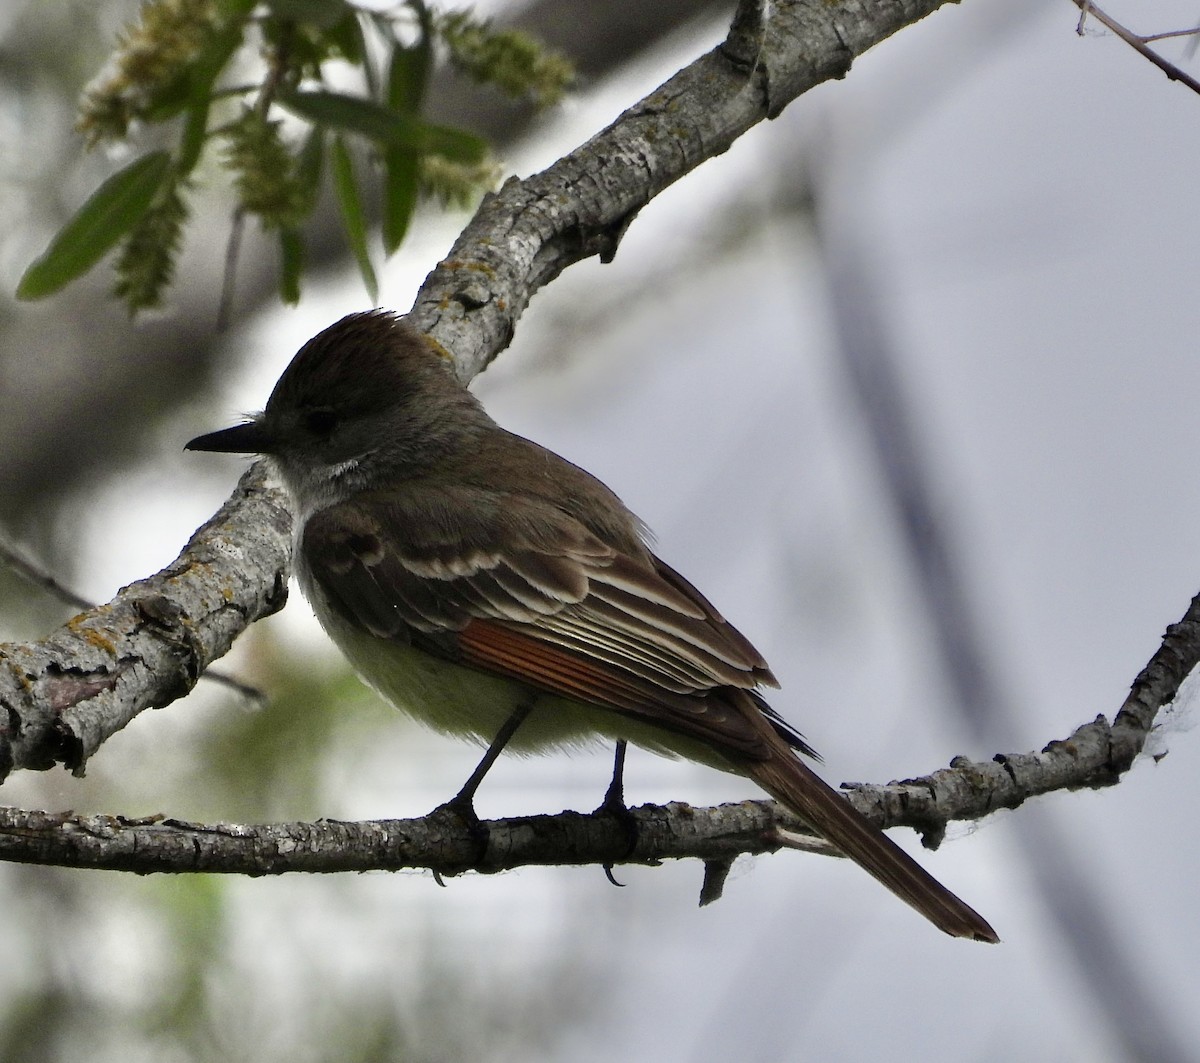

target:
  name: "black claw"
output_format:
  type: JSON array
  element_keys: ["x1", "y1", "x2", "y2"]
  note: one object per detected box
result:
[{"x1": 602, "y1": 864, "x2": 626, "y2": 888}]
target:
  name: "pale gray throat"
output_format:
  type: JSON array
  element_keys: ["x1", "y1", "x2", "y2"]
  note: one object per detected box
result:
[{"x1": 275, "y1": 451, "x2": 376, "y2": 527}]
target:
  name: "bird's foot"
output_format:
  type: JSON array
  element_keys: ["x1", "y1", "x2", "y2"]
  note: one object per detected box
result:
[{"x1": 594, "y1": 740, "x2": 638, "y2": 886}]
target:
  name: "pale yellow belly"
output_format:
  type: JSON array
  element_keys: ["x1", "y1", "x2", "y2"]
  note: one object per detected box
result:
[{"x1": 319, "y1": 606, "x2": 737, "y2": 773}]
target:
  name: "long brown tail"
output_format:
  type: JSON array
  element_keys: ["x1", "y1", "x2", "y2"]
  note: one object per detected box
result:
[{"x1": 746, "y1": 748, "x2": 998, "y2": 942}]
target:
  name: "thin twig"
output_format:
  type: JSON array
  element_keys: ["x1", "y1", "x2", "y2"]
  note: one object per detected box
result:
[
  {"x1": 0, "y1": 535, "x2": 91, "y2": 613},
  {"x1": 1072, "y1": 0, "x2": 1200, "y2": 96},
  {"x1": 1138, "y1": 28, "x2": 1200, "y2": 45},
  {"x1": 187, "y1": 667, "x2": 264, "y2": 703}
]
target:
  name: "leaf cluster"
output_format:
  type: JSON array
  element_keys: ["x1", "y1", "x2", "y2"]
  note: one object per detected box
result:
[{"x1": 18, "y1": 0, "x2": 574, "y2": 315}]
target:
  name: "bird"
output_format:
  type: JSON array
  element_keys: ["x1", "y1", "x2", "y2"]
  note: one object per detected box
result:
[{"x1": 186, "y1": 309, "x2": 998, "y2": 942}]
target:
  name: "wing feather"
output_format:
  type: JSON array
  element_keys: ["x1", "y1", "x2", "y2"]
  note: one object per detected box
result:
[
  {"x1": 302, "y1": 483, "x2": 789, "y2": 759},
  {"x1": 457, "y1": 620, "x2": 773, "y2": 757}
]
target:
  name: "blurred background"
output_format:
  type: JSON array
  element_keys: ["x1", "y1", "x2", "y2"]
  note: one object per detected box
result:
[{"x1": 2, "y1": 0, "x2": 1199, "y2": 1059}]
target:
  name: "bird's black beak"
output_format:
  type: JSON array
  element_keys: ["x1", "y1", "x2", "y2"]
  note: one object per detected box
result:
[{"x1": 185, "y1": 420, "x2": 273, "y2": 455}]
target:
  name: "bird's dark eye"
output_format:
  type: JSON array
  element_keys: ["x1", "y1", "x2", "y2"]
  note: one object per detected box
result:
[{"x1": 304, "y1": 408, "x2": 338, "y2": 437}]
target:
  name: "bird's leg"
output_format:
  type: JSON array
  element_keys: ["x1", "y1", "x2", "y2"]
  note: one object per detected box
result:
[
  {"x1": 430, "y1": 702, "x2": 536, "y2": 885},
  {"x1": 595, "y1": 739, "x2": 638, "y2": 887},
  {"x1": 433, "y1": 700, "x2": 535, "y2": 832},
  {"x1": 599, "y1": 739, "x2": 628, "y2": 814}
]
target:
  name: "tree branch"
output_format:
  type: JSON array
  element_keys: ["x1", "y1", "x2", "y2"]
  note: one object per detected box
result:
[
  {"x1": 0, "y1": 657, "x2": 1181, "y2": 892},
  {"x1": 0, "y1": 465, "x2": 289, "y2": 780},
  {"x1": 0, "y1": 533, "x2": 266, "y2": 704},
  {"x1": 1071, "y1": 1, "x2": 1200, "y2": 97},
  {"x1": 0, "y1": 550, "x2": 1190, "y2": 884},
  {"x1": 409, "y1": 0, "x2": 958, "y2": 376}
]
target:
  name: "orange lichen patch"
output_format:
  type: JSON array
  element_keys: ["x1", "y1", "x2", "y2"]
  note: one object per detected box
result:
[
  {"x1": 66, "y1": 614, "x2": 118, "y2": 656},
  {"x1": 82, "y1": 627, "x2": 118, "y2": 655},
  {"x1": 443, "y1": 257, "x2": 496, "y2": 279},
  {"x1": 421, "y1": 335, "x2": 455, "y2": 365}
]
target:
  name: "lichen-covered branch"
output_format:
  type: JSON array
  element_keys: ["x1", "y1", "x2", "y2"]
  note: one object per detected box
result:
[
  {"x1": 0, "y1": 465, "x2": 289, "y2": 782},
  {"x1": 409, "y1": 0, "x2": 958, "y2": 377}
]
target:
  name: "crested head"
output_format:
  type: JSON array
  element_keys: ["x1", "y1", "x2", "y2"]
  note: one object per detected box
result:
[
  {"x1": 190, "y1": 310, "x2": 495, "y2": 512},
  {"x1": 268, "y1": 310, "x2": 459, "y2": 422}
]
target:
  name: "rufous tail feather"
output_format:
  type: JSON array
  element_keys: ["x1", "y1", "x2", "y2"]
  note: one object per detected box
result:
[{"x1": 746, "y1": 749, "x2": 998, "y2": 942}]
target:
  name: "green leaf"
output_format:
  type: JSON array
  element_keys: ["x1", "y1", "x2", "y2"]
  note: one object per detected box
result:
[
  {"x1": 330, "y1": 136, "x2": 377, "y2": 303},
  {"x1": 178, "y1": 97, "x2": 211, "y2": 175},
  {"x1": 328, "y1": 9, "x2": 369, "y2": 76},
  {"x1": 296, "y1": 125, "x2": 325, "y2": 200},
  {"x1": 279, "y1": 90, "x2": 486, "y2": 163},
  {"x1": 216, "y1": 0, "x2": 258, "y2": 17},
  {"x1": 17, "y1": 151, "x2": 172, "y2": 301},
  {"x1": 387, "y1": 35, "x2": 432, "y2": 115},
  {"x1": 278, "y1": 228, "x2": 304, "y2": 304},
  {"x1": 177, "y1": 20, "x2": 249, "y2": 173},
  {"x1": 266, "y1": 0, "x2": 350, "y2": 28},
  {"x1": 382, "y1": 147, "x2": 419, "y2": 255},
  {"x1": 381, "y1": 10, "x2": 433, "y2": 254},
  {"x1": 143, "y1": 71, "x2": 194, "y2": 122}
]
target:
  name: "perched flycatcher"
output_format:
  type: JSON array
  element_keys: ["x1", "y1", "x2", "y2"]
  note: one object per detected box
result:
[{"x1": 187, "y1": 310, "x2": 997, "y2": 943}]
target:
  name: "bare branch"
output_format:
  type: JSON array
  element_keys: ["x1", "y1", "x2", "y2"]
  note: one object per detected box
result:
[
  {"x1": 0, "y1": 535, "x2": 93, "y2": 613},
  {"x1": 0, "y1": 801, "x2": 781, "y2": 879},
  {"x1": 0, "y1": 536, "x2": 1189, "y2": 877},
  {"x1": 1072, "y1": 0, "x2": 1200, "y2": 96},
  {"x1": 0, "y1": 657, "x2": 1178, "y2": 880},
  {"x1": 1138, "y1": 28, "x2": 1200, "y2": 45}
]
